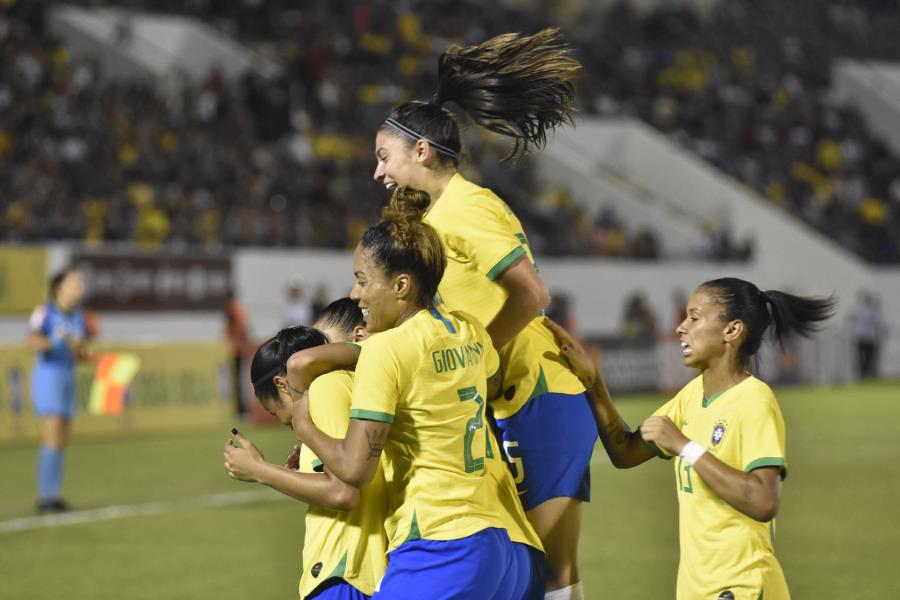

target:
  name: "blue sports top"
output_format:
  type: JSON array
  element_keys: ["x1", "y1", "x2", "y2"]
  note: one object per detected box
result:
[{"x1": 29, "y1": 302, "x2": 86, "y2": 367}]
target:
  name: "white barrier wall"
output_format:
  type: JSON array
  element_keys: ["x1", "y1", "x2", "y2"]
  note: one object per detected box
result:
[
  {"x1": 232, "y1": 249, "x2": 898, "y2": 383},
  {"x1": 833, "y1": 60, "x2": 900, "y2": 156}
]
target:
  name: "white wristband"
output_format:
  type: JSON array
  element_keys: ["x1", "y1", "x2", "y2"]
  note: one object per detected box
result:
[{"x1": 680, "y1": 441, "x2": 707, "y2": 466}]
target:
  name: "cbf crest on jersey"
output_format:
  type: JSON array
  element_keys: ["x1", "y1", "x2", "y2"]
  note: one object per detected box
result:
[{"x1": 711, "y1": 421, "x2": 727, "y2": 446}]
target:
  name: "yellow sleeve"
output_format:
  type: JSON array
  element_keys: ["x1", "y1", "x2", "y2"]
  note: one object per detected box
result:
[
  {"x1": 648, "y1": 394, "x2": 684, "y2": 459},
  {"x1": 443, "y1": 195, "x2": 526, "y2": 281},
  {"x1": 299, "y1": 444, "x2": 324, "y2": 473},
  {"x1": 309, "y1": 372, "x2": 353, "y2": 439},
  {"x1": 349, "y1": 334, "x2": 403, "y2": 424},
  {"x1": 741, "y1": 397, "x2": 787, "y2": 479},
  {"x1": 486, "y1": 345, "x2": 500, "y2": 380}
]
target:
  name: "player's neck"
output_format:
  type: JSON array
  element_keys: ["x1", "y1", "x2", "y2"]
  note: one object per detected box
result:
[
  {"x1": 701, "y1": 361, "x2": 749, "y2": 398},
  {"x1": 421, "y1": 169, "x2": 456, "y2": 207}
]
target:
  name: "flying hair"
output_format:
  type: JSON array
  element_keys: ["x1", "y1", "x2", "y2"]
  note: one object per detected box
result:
[{"x1": 383, "y1": 28, "x2": 580, "y2": 163}]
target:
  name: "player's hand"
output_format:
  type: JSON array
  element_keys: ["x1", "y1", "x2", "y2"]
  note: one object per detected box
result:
[
  {"x1": 544, "y1": 317, "x2": 600, "y2": 387},
  {"x1": 284, "y1": 445, "x2": 301, "y2": 471},
  {"x1": 224, "y1": 430, "x2": 264, "y2": 482},
  {"x1": 640, "y1": 416, "x2": 689, "y2": 456}
]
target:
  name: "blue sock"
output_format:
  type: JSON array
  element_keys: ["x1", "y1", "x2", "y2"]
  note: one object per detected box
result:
[{"x1": 37, "y1": 447, "x2": 64, "y2": 500}]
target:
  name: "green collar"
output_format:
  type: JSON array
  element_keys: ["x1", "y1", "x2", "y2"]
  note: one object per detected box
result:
[{"x1": 702, "y1": 391, "x2": 724, "y2": 408}]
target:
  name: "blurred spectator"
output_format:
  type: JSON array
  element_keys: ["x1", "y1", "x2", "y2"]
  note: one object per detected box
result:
[
  {"x1": 282, "y1": 276, "x2": 313, "y2": 327},
  {"x1": 851, "y1": 290, "x2": 884, "y2": 378},
  {"x1": 311, "y1": 284, "x2": 331, "y2": 321},
  {"x1": 4, "y1": 0, "x2": 900, "y2": 263},
  {"x1": 223, "y1": 289, "x2": 251, "y2": 416},
  {"x1": 620, "y1": 292, "x2": 657, "y2": 342}
]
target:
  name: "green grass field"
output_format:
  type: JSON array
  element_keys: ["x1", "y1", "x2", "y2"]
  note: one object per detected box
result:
[{"x1": 1, "y1": 382, "x2": 897, "y2": 599}]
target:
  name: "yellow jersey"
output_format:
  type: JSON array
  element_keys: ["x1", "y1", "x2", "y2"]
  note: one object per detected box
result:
[
  {"x1": 349, "y1": 306, "x2": 522, "y2": 552},
  {"x1": 298, "y1": 370, "x2": 389, "y2": 599},
  {"x1": 651, "y1": 375, "x2": 790, "y2": 600},
  {"x1": 424, "y1": 173, "x2": 584, "y2": 420}
]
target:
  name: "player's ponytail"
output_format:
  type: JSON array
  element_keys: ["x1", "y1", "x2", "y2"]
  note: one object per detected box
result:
[
  {"x1": 381, "y1": 28, "x2": 580, "y2": 163},
  {"x1": 699, "y1": 278, "x2": 836, "y2": 371},
  {"x1": 360, "y1": 187, "x2": 446, "y2": 306},
  {"x1": 250, "y1": 326, "x2": 329, "y2": 404}
]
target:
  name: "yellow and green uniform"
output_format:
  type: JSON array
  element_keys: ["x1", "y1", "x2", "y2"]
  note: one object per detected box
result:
[
  {"x1": 349, "y1": 306, "x2": 521, "y2": 552},
  {"x1": 651, "y1": 375, "x2": 790, "y2": 600},
  {"x1": 298, "y1": 370, "x2": 389, "y2": 599},
  {"x1": 424, "y1": 173, "x2": 584, "y2": 420}
]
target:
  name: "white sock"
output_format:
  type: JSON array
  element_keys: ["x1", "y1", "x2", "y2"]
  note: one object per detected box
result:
[{"x1": 544, "y1": 582, "x2": 584, "y2": 600}]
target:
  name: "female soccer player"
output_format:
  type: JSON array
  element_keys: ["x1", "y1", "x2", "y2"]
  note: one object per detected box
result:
[
  {"x1": 224, "y1": 320, "x2": 388, "y2": 600},
  {"x1": 546, "y1": 278, "x2": 836, "y2": 600},
  {"x1": 288, "y1": 188, "x2": 541, "y2": 599},
  {"x1": 27, "y1": 267, "x2": 90, "y2": 514},
  {"x1": 371, "y1": 29, "x2": 594, "y2": 599}
]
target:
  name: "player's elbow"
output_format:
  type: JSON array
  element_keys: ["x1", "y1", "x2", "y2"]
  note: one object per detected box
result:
[
  {"x1": 286, "y1": 352, "x2": 311, "y2": 380},
  {"x1": 531, "y1": 282, "x2": 551, "y2": 313},
  {"x1": 341, "y1": 468, "x2": 373, "y2": 489},
  {"x1": 329, "y1": 485, "x2": 360, "y2": 511},
  {"x1": 750, "y1": 496, "x2": 779, "y2": 522}
]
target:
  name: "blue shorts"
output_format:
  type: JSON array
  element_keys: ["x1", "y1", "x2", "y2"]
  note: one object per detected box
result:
[
  {"x1": 307, "y1": 579, "x2": 370, "y2": 600},
  {"x1": 30, "y1": 364, "x2": 77, "y2": 420},
  {"x1": 376, "y1": 528, "x2": 528, "y2": 600},
  {"x1": 494, "y1": 392, "x2": 597, "y2": 510},
  {"x1": 511, "y1": 542, "x2": 546, "y2": 600}
]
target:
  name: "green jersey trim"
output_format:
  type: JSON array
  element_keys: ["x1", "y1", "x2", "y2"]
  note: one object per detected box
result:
[
  {"x1": 527, "y1": 366, "x2": 549, "y2": 401},
  {"x1": 745, "y1": 456, "x2": 787, "y2": 479},
  {"x1": 644, "y1": 437, "x2": 672, "y2": 460},
  {"x1": 311, "y1": 458, "x2": 324, "y2": 472},
  {"x1": 404, "y1": 511, "x2": 422, "y2": 543},
  {"x1": 327, "y1": 551, "x2": 348, "y2": 579},
  {"x1": 429, "y1": 307, "x2": 457, "y2": 334},
  {"x1": 350, "y1": 409, "x2": 395, "y2": 424},
  {"x1": 486, "y1": 246, "x2": 526, "y2": 281},
  {"x1": 702, "y1": 390, "x2": 724, "y2": 408}
]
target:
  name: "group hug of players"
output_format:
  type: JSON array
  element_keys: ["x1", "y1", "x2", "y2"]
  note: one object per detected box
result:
[{"x1": 221, "y1": 29, "x2": 835, "y2": 600}]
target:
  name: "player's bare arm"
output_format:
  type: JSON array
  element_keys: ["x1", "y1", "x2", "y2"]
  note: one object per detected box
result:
[
  {"x1": 224, "y1": 431, "x2": 359, "y2": 511},
  {"x1": 290, "y1": 388, "x2": 390, "y2": 488},
  {"x1": 545, "y1": 317, "x2": 655, "y2": 468},
  {"x1": 639, "y1": 416, "x2": 781, "y2": 522},
  {"x1": 286, "y1": 342, "x2": 361, "y2": 392},
  {"x1": 487, "y1": 255, "x2": 550, "y2": 349}
]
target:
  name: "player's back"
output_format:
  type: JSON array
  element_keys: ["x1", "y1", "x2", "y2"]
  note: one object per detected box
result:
[{"x1": 350, "y1": 306, "x2": 513, "y2": 551}]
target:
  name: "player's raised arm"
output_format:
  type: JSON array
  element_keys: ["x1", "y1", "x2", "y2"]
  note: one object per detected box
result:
[{"x1": 544, "y1": 317, "x2": 655, "y2": 468}]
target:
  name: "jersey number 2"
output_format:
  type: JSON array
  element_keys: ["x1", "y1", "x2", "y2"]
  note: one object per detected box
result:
[{"x1": 457, "y1": 387, "x2": 494, "y2": 473}]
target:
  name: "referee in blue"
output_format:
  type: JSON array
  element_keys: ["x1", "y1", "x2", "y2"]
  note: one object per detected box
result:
[{"x1": 27, "y1": 267, "x2": 90, "y2": 514}]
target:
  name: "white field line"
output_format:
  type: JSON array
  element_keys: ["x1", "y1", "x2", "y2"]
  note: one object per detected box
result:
[{"x1": 0, "y1": 489, "x2": 287, "y2": 534}]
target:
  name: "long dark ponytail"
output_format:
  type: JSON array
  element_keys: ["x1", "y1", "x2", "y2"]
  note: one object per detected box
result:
[
  {"x1": 382, "y1": 28, "x2": 580, "y2": 163},
  {"x1": 700, "y1": 278, "x2": 836, "y2": 371}
]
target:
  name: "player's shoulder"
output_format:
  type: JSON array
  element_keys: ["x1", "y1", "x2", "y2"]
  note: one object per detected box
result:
[
  {"x1": 730, "y1": 376, "x2": 782, "y2": 420},
  {"x1": 440, "y1": 175, "x2": 506, "y2": 213},
  {"x1": 310, "y1": 369, "x2": 354, "y2": 396}
]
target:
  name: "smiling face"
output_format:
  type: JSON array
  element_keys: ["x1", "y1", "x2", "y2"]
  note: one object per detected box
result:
[
  {"x1": 373, "y1": 129, "x2": 423, "y2": 193},
  {"x1": 675, "y1": 287, "x2": 732, "y2": 371},
  {"x1": 350, "y1": 244, "x2": 405, "y2": 334}
]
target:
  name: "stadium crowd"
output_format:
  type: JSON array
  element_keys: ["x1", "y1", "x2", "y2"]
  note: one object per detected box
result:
[{"x1": 3, "y1": 0, "x2": 900, "y2": 262}]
